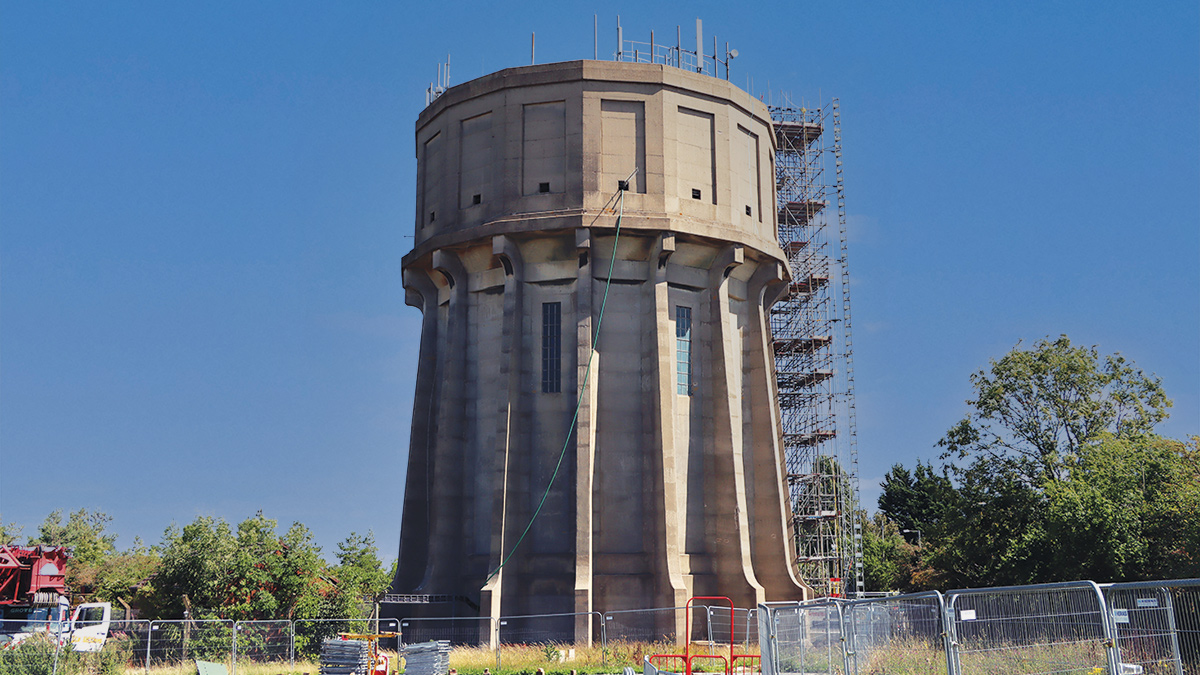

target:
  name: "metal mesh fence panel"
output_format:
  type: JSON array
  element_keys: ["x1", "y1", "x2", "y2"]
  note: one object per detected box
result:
[
  {"x1": 604, "y1": 607, "x2": 704, "y2": 645},
  {"x1": 843, "y1": 592, "x2": 948, "y2": 675},
  {"x1": 946, "y1": 581, "x2": 1116, "y2": 675},
  {"x1": 398, "y1": 617, "x2": 491, "y2": 647},
  {"x1": 704, "y1": 607, "x2": 758, "y2": 647},
  {"x1": 108, "y1": 619, "x2": 151, "y2": 670},
  {"x1": 145, "y1": 619, "x2": 234, "y2": 668},
  {"x1": 1104, "y1": 578, "x2": 1200, "y2": 675},
  {"x1": 498, "y1": 612, "x2": 582, "y2": 645},
  {"x1": 763, "y1": 601, "x2": 848, "y2": 675},
  {"x1": 234, "y1": 620, "x2": 292, "y2": 667}
]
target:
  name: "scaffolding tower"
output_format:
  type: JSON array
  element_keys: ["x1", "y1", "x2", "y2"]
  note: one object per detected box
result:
[{"x1": 769, "y1": 101, "x2": 863, "y2": 598}]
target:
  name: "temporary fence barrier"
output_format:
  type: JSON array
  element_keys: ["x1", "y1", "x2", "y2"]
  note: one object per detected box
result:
[
  {"x1": 760, "y1": 599, "x2": 848, "y2": 675},
  {"x1": 1103, "y1": 578, "x2": 1200, "y2": 675},
  {"x1": 233, "y1": 620, "x2": 291, "y2": 670},
  {"x1": 843, "y1": 591, "x2": 948, "y2": 675},
  {"x1": 759, "y1": 579, "x2": 1200, "y2": 675},
  {"x1": 945, "y1": 581, "x2": 1118, "y2": 675},
  {"x1": 398, "y1": 616, "x2": 493, "y2": 647},
  {"x1": 706, "y1": 607, "x2": 758, "y2": 647},
  {"x1": 144, "y1": 619, "x2": 234, "y2": 673},
  {"x1": 497, "y1": 610, "x2": 604, "y2": 646},
  {"x1": 605, "y1": 606, "x2": 709, "y2": 645}
]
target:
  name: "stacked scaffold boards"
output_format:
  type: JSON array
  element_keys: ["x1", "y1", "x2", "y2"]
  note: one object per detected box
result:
[
  {"x1": 397, "y1": 640, "x2": 451, "y2": 675},
  {"x1": 318, "y1": 640, "x2": 371, "y2": 675}
]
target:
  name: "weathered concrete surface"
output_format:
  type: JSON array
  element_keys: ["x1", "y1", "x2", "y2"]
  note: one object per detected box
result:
[{"x1": 393, "y1": 60, "x2": 809, "y2": 645}]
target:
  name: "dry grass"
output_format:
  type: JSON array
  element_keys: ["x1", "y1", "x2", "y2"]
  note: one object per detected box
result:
[
  {"x1": 449, "y1": 640, "x2": 758, "y2": 675},
  {"x1": 133, "y1": 660, "x2": 319, "y2": 675},
  {"x1": 122, "y1": 641, "x2": 764, "y2": 675}
]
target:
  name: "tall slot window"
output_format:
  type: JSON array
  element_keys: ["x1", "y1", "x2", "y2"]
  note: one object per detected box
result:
[
  {"x1": 676, "y1": 306, "x2": 692, "y2": 395},
  {"x1": 542, "y1": 302, "x2": 562, "y2": 393}
]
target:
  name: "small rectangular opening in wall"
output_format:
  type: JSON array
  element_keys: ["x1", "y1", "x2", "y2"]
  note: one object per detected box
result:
[
  {"x1": 618, "y1": 180, "x2": 629, "y2": 192},
  {"x1": 745, "y1": 205, "x2": 753, "y2": 216},
  {"x1": 691, "y1": 188, "x2": 702, "y2": 200},
  {"x1": 472, "y1": 194, "x2": 482, "y2": 205},
  {"x1": 539, "y1": 182, "x2": 551, "y2": 193},
  {"x1": 429, "y1": 211, "x2": 436, "y2": 223}
]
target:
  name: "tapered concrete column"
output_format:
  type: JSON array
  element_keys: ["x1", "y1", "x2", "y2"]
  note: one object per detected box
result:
[
  {"x1": 746, "y1": 262, "x2": 811, "y2": 600},
  {"x1": 392, "y1": 269, "x2": 440, "y2": 592},
  {"x1": 481, "y1": 236, "x2": 525, "y2": 641},
  {"x1": 573, "y1": 228, "x2": 597, "y2": 646},
  {"x1": 647, "y1": 233, "x2": 691, "y2": 644},
  {"x1": 706, "y1": 245, "x2": 767, "y2": 608}
]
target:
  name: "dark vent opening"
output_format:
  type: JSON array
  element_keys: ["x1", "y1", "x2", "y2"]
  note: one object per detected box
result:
[
  {"x1": 472, "y1": 194, "x2": 481, "y2": 205},
  {"x1": 618, "y1": 180, "x2": 629, "y2": 192},
  {"x1": 429, "y1": 211, "x2": 436, "y2": 222},
  {"x1": 746, "y1": 205, "x2": 753, "y2": 216},
  {"x1": 539, "y1": 182, "x2": 551, "y2": 193},
  {"x1": 691, "y1": 189, "x2": 702, "y2": 200}
]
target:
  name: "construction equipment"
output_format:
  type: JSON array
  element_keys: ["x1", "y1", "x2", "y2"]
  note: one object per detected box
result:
[
  {"x1": 321, "y1": 633, "x2": 399, "y2": 675},
  {"x1": 0, "y1": 544, "x2": 111, "y2": 651}
]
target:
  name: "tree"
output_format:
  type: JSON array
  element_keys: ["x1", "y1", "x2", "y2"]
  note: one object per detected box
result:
[
  {"x1": 859, "y1": 512, "x2": 909, "y2": 592},
  {"x1": 1045, "y1": 434, "x2": 1200, "y2": 581},
  {"x1": 30, "y1": 509, "x2": 117, "y2": 567},
  {"x1": 0, "y1": 517, "x2": 21, "y2": 544},
  {"x1": 877, "y1": 460, "x2": 958, "y2": 540},
  {"x1": 939, "y1": 336, "x2": 1171, "y2": 483},
  {"x1": 150, "y1": 516, "x2": 238, "y2": 617},
  {"x1": 929, "y1": 454, "x2": 1050, "y2": 587},
  {"x1": 924, "y1": 337, "x2": 1185, "y2": 587},
  {"x1": 85, "y1": 542, "x2": 160, "y2": 606},
  {"x1": 149, "y1": 513, "x2": 328, "y2": 621}
]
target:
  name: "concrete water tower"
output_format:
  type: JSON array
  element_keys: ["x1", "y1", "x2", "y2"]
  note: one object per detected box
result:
[{"x1": 392, "y1": 59, "x2": 808, "y2": 644}]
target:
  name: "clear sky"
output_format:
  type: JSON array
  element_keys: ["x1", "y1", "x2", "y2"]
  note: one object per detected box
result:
[{"x1": 2, "y1": 2, "x2": 1197, "y2": 564}]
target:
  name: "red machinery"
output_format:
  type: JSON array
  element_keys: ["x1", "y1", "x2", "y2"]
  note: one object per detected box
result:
[{"x1": 0, "y1": 545, "x2": 69, "y2": 605}]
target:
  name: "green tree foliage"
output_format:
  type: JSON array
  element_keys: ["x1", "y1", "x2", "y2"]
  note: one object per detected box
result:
[
  {"x1": 0, "y1": 517, "x2": 21, "y2": 545},
  {"x1": 14, "y1": 509, "x2": 158, "y2": 604},
  {"x1": 30, "y1": 509, "x2": 117, "y2": 568},
  {"x1": 859, "y1": 512, "x2": 909, "y2": 592},
  {"x1": 871, "y1": 337, "x2": 1191, "y2": 589},
  {"x1": 877, "y1": 461, "x2": 957, "y2": 539},
  {"x1": 929, "y1": 454, "x2": 1049, "y2": 587},
  {"x1": 939, "y1": 335, "x2": 1171, "y2": 483},
  {"x1": 1045, "y1": 434, "x2": 1200, "y2": 581},
  {"x1": 316, "y1": 531, "x2": 392, "y2": 622},
  {"x1": 151, "y1": 516, "x2": 238, "y2": 616},
  {"x1": 8, "y1": 509, "x2": 394, "y2": 621},
  {"x1": 150, "y1": 513, "x2": 330, "y2": 621}
]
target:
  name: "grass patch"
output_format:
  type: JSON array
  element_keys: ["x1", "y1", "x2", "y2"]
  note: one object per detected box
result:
[{"x1": 447, "y1": 641, "x2": 758, "y2": 675}]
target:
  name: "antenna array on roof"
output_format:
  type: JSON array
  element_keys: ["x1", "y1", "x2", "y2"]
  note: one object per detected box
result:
[
  {"x1": 426, "y1": 55, "x2": 451, "y2": 107},
  {"x1": 613, "y1": 16, "x2": 738, "y2": 81}
]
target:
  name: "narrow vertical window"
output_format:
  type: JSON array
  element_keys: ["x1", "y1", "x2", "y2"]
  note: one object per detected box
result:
[
  {"x1": 542, "y1": 302, "x2": 561, "y2": 393},
  {"x1": 676, "y1": 306, "x2": 692, "y2": 395}
]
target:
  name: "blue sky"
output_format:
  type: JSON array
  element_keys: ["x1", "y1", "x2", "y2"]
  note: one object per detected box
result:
[{"x1": 2, "y1": 2, "x2": 1197, "y2": 563}]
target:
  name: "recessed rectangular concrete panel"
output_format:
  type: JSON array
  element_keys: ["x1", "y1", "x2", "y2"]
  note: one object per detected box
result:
[
  {"x1": 676, "y1": 107, "x2": 716, "y2": 204},
  {"x1": 524, "y1": 285, "x2": 575, "y2": 556},
  {"x1": 600, "y1": 99, "x2": 647, "y2": 194},
  {"x1": 594, "y1": 281, "x2": 647, "y2": 556},
  {"x1": 460, "y1": 112, "x2": 495, "y2": 211},
  {"x1": 420, "y1": 132, "x2": 443, "y2": 231},
  {"x1": 469, "y1": 290, "x2": 505, "y2": 557},
  {"x1": 734, "y1": 126, "x2": 763, "y2": 229},
  {"x1": 522, "y1": 101, "x2": 566, "y2": 196}
]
